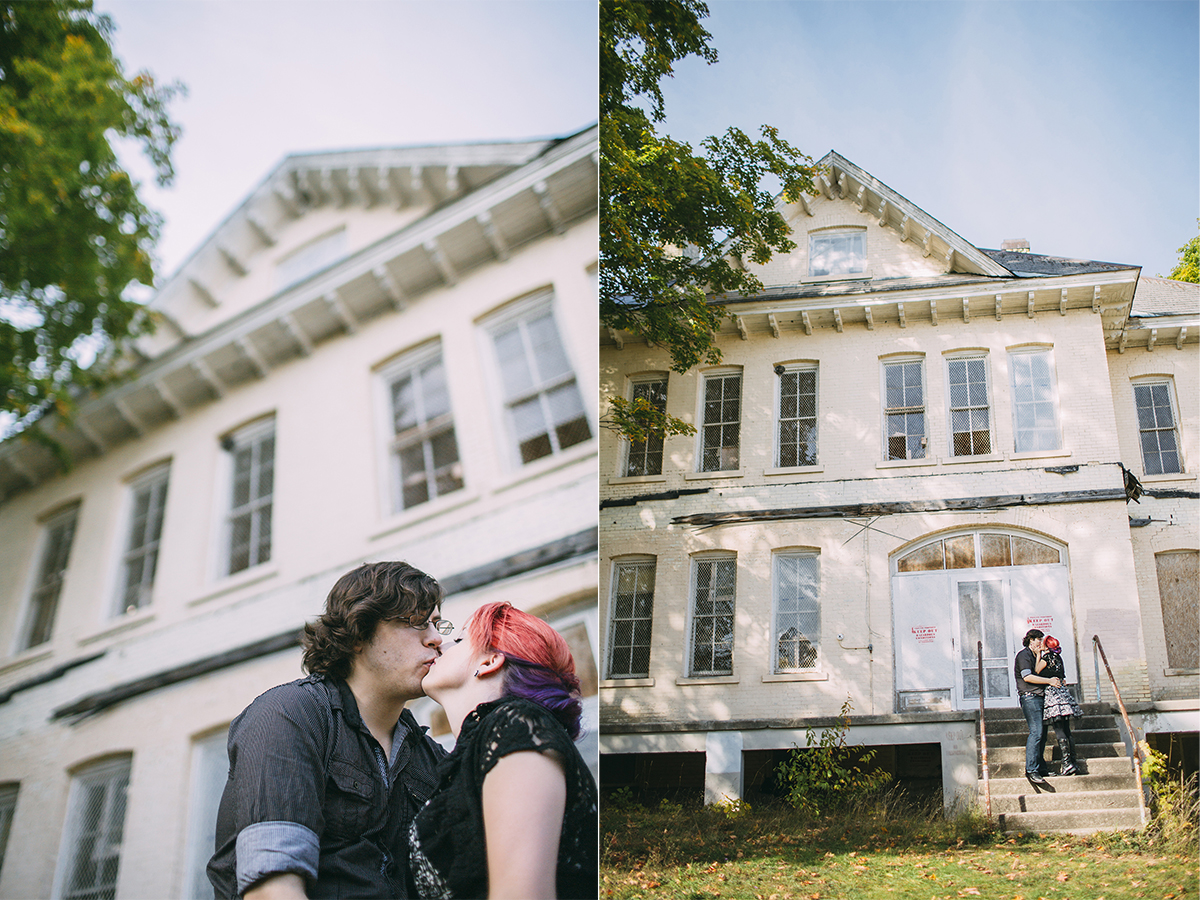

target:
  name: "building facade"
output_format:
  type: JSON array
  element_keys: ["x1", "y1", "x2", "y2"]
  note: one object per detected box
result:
[
  {"x1": 0, "y1": 127, "x2": 598, "y2": 900},
  {"x1": 598, "y1": 152, "x2": 1198, "y2": 809}
]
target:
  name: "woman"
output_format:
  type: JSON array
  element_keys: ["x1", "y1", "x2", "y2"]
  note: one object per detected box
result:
[
  {"x1": 1039, "y1": 635, "x2": 1083, "y2": 776},
  {"x1": 409, "y1": 601, "x2": 598, "y2": 900}
]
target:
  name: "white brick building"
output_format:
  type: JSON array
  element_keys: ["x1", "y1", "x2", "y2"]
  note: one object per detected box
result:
[
  {"x1": 0, "y1": 126, "x2": 598, "y2": 900},
  {"x1": 598, "y1": 151, "x2": 1198, "y2": 810}
]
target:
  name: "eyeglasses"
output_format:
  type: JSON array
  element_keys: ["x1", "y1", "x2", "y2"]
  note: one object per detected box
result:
[{"x1": 393, "y1": 616, "x2": 454, "y2": 635}]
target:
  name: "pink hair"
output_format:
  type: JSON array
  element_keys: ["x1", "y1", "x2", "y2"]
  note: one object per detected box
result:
[{"x1": 465, "y1": 601, "x2": 582, "y2": 738}]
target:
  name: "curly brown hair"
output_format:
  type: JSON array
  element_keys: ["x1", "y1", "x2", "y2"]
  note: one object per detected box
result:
[{"x1": 302, "y1": 561, "x2": 443, "y2": 679}]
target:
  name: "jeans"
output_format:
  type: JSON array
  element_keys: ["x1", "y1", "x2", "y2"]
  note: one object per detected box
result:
[{"x1": 1019, "y1": 691, "x2": 1047, "y2": 775}]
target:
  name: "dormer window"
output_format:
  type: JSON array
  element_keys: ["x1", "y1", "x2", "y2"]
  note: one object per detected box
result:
[{"x1": 809, "y1": 229, "x2": 865, "y2": 277}]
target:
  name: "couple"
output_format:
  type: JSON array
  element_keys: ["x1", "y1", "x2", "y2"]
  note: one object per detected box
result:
[
  {"x1": 1014, "y1": 627, "x2": 1083, "y2": 785},
  {"x1": 207, "y1": 561, "x2": 598, "y2": 900}
]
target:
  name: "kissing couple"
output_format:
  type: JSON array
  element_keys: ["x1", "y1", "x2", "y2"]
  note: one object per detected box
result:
[{"x1": 207, "y1": 560, "x2": 598, "y2": 899}]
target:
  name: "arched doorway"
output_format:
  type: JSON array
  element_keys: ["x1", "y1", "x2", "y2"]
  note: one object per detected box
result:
[{"x1": 891, "y1": 530, "x2": 1072, "y2": 712}]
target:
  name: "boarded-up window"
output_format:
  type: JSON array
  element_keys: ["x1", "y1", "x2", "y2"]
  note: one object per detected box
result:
[{"x1": 1156, "y1": 551, "x2": 1199, "y2": 670}]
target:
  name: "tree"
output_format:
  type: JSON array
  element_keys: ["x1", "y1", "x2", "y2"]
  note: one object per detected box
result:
[
  {"x1": 0, "y1": 0, "x2": 182, "y2": 444},
  {"x1": 1167, "y1": 221, "x2": 1198, "y2": 283},
  {"x1": 600, "y1": 0, "x2": 817, "y2": 439}
]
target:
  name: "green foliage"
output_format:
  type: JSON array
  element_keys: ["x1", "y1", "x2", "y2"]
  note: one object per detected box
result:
[
  {"x1": 0, "y1": 0, "x2": 183, "y2": 435},
  {"x1": 600, "y1": 0, "x2": 816, "y2": 439},
  {"x1": 711, "y1": 794, "x2": 750, "y2": 820},
  {"x1": 1167, "y1": 220, "x2": 1199, "y2": 283},
  {"x1": 605, "y1": 393, "x2": 696, "y2": 441},
  {"x1": 775, "y1": 698, "x2": 892, "y2": 815}
]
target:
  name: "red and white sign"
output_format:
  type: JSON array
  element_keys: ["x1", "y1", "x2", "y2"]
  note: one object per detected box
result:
[
  {"x1": 911, "y1": 626, "x2": 938, "y2": 644},
  {"x1": 1026, "y1": 616, "x2": 1054, "y2": 630}
]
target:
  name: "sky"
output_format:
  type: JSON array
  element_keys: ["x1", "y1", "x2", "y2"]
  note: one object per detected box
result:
[
  {"x1": 652, "y1": 0, "x2": 1199, "y2": 280},
  {"x1": 96, "y1": 0, "x2": 599, "y2": 278}
]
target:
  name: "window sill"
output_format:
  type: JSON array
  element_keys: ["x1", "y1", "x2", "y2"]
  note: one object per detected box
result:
[
  {"x1": 676, "y1": 675, "x2": 739, "y2": 686},
  {"x1": 78, "y1": 608, "x2": 157, "y2": 646},
  {"x1": 370, "y1": 489, "x2": 482, "y2": 541},
  {"x1": 762, "y1": 671, "x2": 829, "y2": 683},
  {"x1": 1139, "y1": 473, "x2": 1195, "y2": 485},
  {"x1": 608, "y1": 474, "x2": 668, "y2": 486},
  {"x1": 600, "y1": 677, "x2": 655, "y2": 688},
  {"x1": 190, "y1": 565, "x2": 280, "y2": 607},
  {"x1": 0, "y1": 646, "x2": 53, "y2": 678},
  {"x1": 684, "y1": 469, "x2": 744, "y2": 481},
  {"x1": 494, "y1": 440, "x2": 597, "y2": 494},
  {"x1": 876, "y1": 457, "x2": 936, "y2": 470},
  {"x1": 1010, "y1": 448, "x2": 1072, "y2": 461},
  {"x1": 1165, "y1": 668, "x2": 1199, "y2": 677},
  {"x1": 801, "y1": 274, "x2": 871, "y2": 285},
  {"x1": 764, "y1": 465, "x2": 824, "y2": 477},
  {"x1": 940, "y1": 453, "x2": 1005, "y2": 466}
]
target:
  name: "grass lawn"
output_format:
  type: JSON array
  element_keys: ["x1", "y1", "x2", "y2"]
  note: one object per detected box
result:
[{"x1": 601, "y1": 796, "x2": 1199, "y2": 900}]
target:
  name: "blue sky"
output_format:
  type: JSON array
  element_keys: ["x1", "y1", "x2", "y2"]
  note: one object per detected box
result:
[
  {"x1": 97, "y1": 0, "x2": 599, "y2": 277},
  {"x1": 654, "y1": 0, "x2": 1199, "y2": 279}
]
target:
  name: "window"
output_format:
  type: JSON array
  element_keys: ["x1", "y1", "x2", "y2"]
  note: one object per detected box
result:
[
  {"x1": 896, "y1": 532, "x2": 1060, "y2": 572},
  {"x1": 947, "y1": 356, "x2": 992, "y2": 456},
  {"x1": 1009, "y1": 349, "x2": 1060, "y2": 452},
  {"x1": 883, "y1": 360, "x2": 926, "y2": 460},
  {"x1": 607, "y1": 558, "x2": 656, "y2": 678},
  {"x1": 60, "y1": 757, "x2": 131, "y2": 900},
  {"x1": 117, "y1": 465, "x2": 169, "y2": 615},
  {"x1": 623, "y1": 377, "x2": 667, "y2": 477},
  {"x1": 689, "y1": 555, "x2": 736, "y2": 676},
  {"x1": 1156, "y1": 551, "x2": 1198, "y2": 671},
  {"x1": 21, "y1": 505, "x2": 78, "y2": 650},
  {"x1": 777, "y1": 364, "x2": 818, "y2": 467},
  {"x1": 773, "y1": 553, "x2": 820, "y2": 672},
  {"x1": 183, "y1": 731, "x2": 228, "y2": 900},
  {"x1": 1134, "y1": 381, "x2": 1183, "y2": 475},
  {"x1": 699, "y1": 371, "x2": 741, "y2": 472},
  {"x1": 384, "y1": 347, "x2": 463, "y2": 511},
  {"x1": 487, "y1": 296, "x2": 591, "y2": 465},
  {"x1": 809, "y1": 229, "x2": 865, "y2": 277},
  {"x1": 0, "y1": 783, "x2": 16, "y2": 881},
  {"x1": 224, "y1": 419, "x2": 274, "y2": 575}
]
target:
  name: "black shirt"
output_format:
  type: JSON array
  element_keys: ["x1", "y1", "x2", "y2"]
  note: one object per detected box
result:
[
  {"x1": 408, "y1": 697, "x2": 599, "y2": 900},
  {"x1": 208, "y1": 674, "x2": 446, "y2": 899},
  {"x1": 1013, "y1": 647, "x2": 1044, "y2": 695}
]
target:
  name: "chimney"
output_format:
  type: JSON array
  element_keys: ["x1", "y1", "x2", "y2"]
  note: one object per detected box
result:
[{"x1": 1001, "y1": 238, "x2": 1031, "y2": 252}]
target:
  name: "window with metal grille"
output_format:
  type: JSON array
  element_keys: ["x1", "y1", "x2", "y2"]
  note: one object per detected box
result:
[
  {"x1": 224, "y1": 420, "x2": 274, "y2": 575},
  {"x1": 488, "y1": 298, "x2": 591, "y2": 465},
  {"x1": 607, "y1": 559, "x2": 656, "y2": 678},
  {"x1": 809, "y1": 230, "x2": 865, "y2": 277},
  {"x1": 777, "y1": 365, "x2": 818, "y2": 467},
  {"x1": 624, "y1": 377, "x2": 667, "y2": 477},
  {"x1": 61, "y1": 757, "x2": 131, "y2": 900},
  {"x1": 1009, "y1": 349, "x2": 1060, "y2": 452},
  {"x1": 883, "y1": 360, "x2": 926, "y2": 460},
  {"x1": 1156, "y1": 551, "x2": 1198, "y2": 670},
  {"x1": 773, "y1": 553, "x2": 820, "y2": 672},
  {"x1": 947, "y1": 356, "x2": 992, "y2": 456},
  {"x1": 385, "y1": 348, "x2": 463, "y2": 510},
  {"x1": 690, "y1": 555, "x2": 736, "y2": 676},
  {"x1": 117, "y1": 465, "x2": 169, "y2": 615},
  {"x1": 699, "y1": 372, "x2": 741, "y2": 472},
  {"x1": 22, "y1": 505, "x2": 78, "y2": 650},
  {"x1": 0, "y1": 783, "x2": 17, "y2": 882},
  {"x1": 1134, "y1": 381, "x2": 1183, "y2": 475}
]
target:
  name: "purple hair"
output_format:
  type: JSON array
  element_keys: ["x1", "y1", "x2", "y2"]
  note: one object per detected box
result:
[{"x1": 499, "y1": 652, "x2": 583, "y2": 740}]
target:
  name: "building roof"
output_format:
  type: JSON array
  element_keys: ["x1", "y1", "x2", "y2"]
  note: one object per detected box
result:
[
  {"x1": 1130, "y1": 275, "x2": 1200, "y2": 318},
  {"x1": 981, "y1": 249, "x2": 1140, "y2": 278}
]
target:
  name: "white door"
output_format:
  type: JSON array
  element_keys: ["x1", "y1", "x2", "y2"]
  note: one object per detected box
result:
[{"x1": 952, "y1": 574, "x2": 1014, "y2": 709}]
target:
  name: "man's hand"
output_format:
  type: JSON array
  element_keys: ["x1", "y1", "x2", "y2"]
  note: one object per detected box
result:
[{"x1": 245, "y1": 873, "x2": 307, "y2": 900}]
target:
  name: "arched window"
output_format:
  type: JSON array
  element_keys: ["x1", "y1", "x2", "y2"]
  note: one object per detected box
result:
[{"x1": 896, "y1": 531, "x2": 1061, "y2": 573}]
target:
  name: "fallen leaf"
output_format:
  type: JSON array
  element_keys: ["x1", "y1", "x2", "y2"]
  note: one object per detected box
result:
[{"x1": 1056, "y1": 872, "x2": 1069, "y2": 882}]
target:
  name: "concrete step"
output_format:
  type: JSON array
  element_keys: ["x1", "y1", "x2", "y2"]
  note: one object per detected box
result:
[
  {"x1": 987, "y1": 788, "x2": 1141, "y2": 814},
  {"x1": 981, "y1": 727, "x2": 1121, "y2": 748},
  {"x1": 981, "y1": 755, "x2": 1136, "y2": 779},
  {"x1": 979, "y1": 715, "x2": 1118, "y2": 736},
  {"x1": 983, "y1": 740, "x2": 1129, "y2": 763},
  {"x1": 996, "y1": 806, "x2": 1145, "y2": 835}
]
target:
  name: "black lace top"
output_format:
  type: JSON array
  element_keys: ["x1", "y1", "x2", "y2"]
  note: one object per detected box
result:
[{"x1": 408, "y1": 697, "x2": 598, "y2": 899}]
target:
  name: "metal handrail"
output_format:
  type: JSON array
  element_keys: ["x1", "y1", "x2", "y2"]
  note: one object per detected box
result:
[
  {"x1": 977, "y1": 640, "x2": 991, "y2": 818},
  {"x1": 1092, "y1": 634, "x2": 1149, "y2": 826}
]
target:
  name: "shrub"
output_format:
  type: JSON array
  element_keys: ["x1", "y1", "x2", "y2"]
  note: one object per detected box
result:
[{"x1": 774, "y1": 697, "x2": 892, "y2": 816}]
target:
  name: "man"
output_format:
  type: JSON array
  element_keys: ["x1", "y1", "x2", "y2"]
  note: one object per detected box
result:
[
  {"x1": 1014, "y1": 628, "x2": 1063, "y2": 785},
  {"x1": 208, "y1": 561, "x2": 451, "y2": 899}
]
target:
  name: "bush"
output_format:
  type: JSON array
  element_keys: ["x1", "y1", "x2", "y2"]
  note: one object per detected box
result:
[{"x1": 774, "y1": 697, "x2": 892, "y2": 816}]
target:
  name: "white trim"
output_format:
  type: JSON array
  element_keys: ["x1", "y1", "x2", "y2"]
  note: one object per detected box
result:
[
  {"x1": 880, "y1": 355, "x2": 928, "y2": 462},
  {"x1": 774, "y1": 362, "x2": 819, "y2": 468},
  {"x1": 943, "y1": 351, "x2": 996, "y2": 459},
  {"x1": 695, "y1": 368, "x2": 743, "y2": 474}
]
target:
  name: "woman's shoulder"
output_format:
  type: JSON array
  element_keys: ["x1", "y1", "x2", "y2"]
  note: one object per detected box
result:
[{"x1": 469, "y1": 697, "x2": 576, "y2": 758}]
